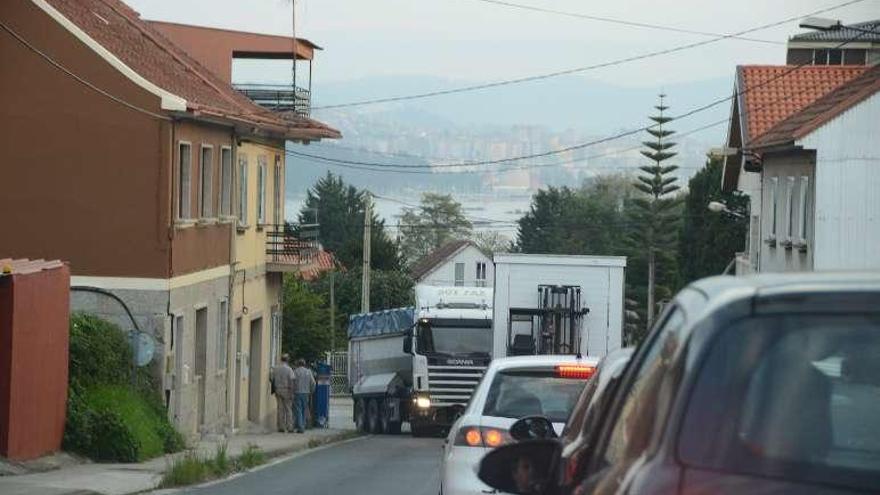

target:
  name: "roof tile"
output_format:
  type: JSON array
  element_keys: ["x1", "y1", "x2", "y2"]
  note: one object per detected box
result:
[{"x1": 738, "y1": 65, "x2": 867, "y2": 144}]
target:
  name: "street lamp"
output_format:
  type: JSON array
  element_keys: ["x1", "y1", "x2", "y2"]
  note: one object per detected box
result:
[{"x1": 708, "y1": 201, "x2": 745, "y2": 219}]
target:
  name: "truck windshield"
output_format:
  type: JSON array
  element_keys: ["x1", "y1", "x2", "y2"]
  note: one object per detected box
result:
[{"x1": 418, "y1": 325, "x2": 492, "y2": 356}]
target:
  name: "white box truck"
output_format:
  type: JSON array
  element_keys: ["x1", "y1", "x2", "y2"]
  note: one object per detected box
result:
[{"x1": 492, "y1": 254, "x2": 626, "y2": 360}]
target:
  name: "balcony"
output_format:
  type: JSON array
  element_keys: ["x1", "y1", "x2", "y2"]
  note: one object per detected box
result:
[
  {"x1": 234, "y1": 84, "x2": 311, "y2": 118},
  {"x1": 265, "y1": 225, "x2": 320, "y2": 273}
]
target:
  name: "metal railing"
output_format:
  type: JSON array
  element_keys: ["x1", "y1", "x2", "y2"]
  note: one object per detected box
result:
[
  {"x1": 326, "y1": 351, "x2": 349, "y2": 397},
  {"x1": 265, "y1": 224, "x2": 319, "y2": 265},
  {"x1": 234, "y1": 83, "x2": 311, "y2": 117}
]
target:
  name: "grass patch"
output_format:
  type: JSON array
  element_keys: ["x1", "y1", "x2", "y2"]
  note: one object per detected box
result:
[
  {"x1": 159, "y1": 444, "x2": 267, "y2": 488},
  {"x1": 84, "y1": 386, "x2": 165, "y2": 461},
  {"x1": 236, "y1": 444, "x2": 266, "y2": 470}
]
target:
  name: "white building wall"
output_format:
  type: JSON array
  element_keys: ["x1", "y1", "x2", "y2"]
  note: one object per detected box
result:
[
  {"x1": 799, "y1": 92, "x2": 880, "y2": 271},
  {"x1": 418, "y1": 245, "x2": 494, "y2": 287},
  {"x1": 737, "y1": 169, "x2": 763, "y2": 274}
]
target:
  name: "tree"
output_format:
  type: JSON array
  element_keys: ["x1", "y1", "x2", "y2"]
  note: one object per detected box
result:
[
  {"x1": 471, "y1": 231, "x2": 512, "y2": 255},
  {"x1": 398, "y1": 193, "x2": 472, "y2": 265},
  {"x1": 626, "y1": 94, "x2": 682, "y2": 339},
  {"x1": 515, "y1": 175, "x2": 631, "y2": 256},
  {"x1": 297, "y1": 173, "x2": 400, "y2": 271},
  {"x1": 282, "y1": 275, "x2": 330, "y2": 363},
  {"x1": 679, "y1": 158, "x2": 749, "y2": 283},
  {"x1": 309, "y1": 268, "x2": 414, "y2": 350}
]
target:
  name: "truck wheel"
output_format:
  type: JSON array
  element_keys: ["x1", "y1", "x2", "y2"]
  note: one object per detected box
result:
[
  {"x1": 354, "y1": 399, "x2": 367, "y2": 432},
  {"x1": 411, "y1": 422, "x2": 430, "y2": 437},
  {"x1": 380, "y1": 400, "x2": 402, "y2": 435},
  {"x1": 367, "y1": 399, "x2": 380, "y2": 433}
]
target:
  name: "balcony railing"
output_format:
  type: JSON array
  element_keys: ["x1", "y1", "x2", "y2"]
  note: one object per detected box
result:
[
  {"x1": 234, "y1": 83, "x2": 311, "y2": 117},
  {"x1": 266, "y1": 225, "x2": 319, "y2": 272}
]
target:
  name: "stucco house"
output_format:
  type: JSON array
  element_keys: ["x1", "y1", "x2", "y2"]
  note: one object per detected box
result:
[{"x1": 410, "y1": 240, "x2": 494, "y2": 287}]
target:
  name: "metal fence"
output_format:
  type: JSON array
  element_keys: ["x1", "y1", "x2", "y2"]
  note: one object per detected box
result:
[{"x1": 326, "y1": 351, "x2": 349, "y2": 397}]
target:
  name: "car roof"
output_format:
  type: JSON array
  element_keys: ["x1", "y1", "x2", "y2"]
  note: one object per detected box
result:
[{"x1": 489, "y1": 354, "x2": 600, "y2": 372}]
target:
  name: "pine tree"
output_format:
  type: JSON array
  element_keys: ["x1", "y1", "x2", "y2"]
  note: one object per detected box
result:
[{"x1": 627, "y1": 94, "x2": 682, "y2": 338}]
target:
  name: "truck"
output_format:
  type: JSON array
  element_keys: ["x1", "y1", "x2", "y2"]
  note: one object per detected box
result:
[
  {"x1": 348, "y1": 285, "x2": 493, "y2": 436},
  {"x1": 492, "y1": 254, "x2": 626, "y2": 360}
]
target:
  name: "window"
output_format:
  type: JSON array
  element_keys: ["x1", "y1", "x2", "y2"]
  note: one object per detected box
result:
[
  {"x1": 827, "y1": 49, "x2": 843, "y2": 65},
  {"x1": 476, "y1": 262, "x2": 487, "y2": 287},
  {"x1": 200, "y1": 145, "x2": 213, "y2": 218},
  {"x1": 799, "y1": 176, "x2": 810, "y2": 246},
  {"x1": 768, "y1": 177, "x2": 779, "y2": 242},
  {"x1": 273, "y1": 156, "x2": 282, "y2": 226},
  {"x1": 217, "y1": 299, "x2": 228, "y2": 371},
  {"x1": 483, "y1": 370, "x2": 588, "y2": 423},
  {"x1": 177, "y1": 143, "x2": 192, "y2": 220},
  {"x1": 454, "y1": 262, "x2": 465, "y2": 286},
  {"x1": 237, "y1": 156, "x2": 248, "y2": 225},
  {"x1": 680, "y1": 314, "x2": 880, "y2": 492},
  {"x1": 786, "y1": 177, "x2": 795, "y2": 244},
  {"x1": 813, "y1": 49, "x2": 829, "y2": 65},
  {"x1": 257, "y1": 156, "x2": 267, "y2": 225},
  {"x1": 220, "y1": 147, "x2": 232, "y2": 217},
  {"x1": 600, "y1": 307, "x2": 685, "y2": 469}
]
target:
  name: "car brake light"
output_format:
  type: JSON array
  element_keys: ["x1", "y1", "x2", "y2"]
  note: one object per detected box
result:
[
  {"x1": 465, "y1": 428, "x2": 482, "y2": 446},
  {"x1": 556, "y1": 364, "x2": 596, "y2": 379},
  {"x1": 454, "y1": 426, "x2": 512, "y2": 447}
]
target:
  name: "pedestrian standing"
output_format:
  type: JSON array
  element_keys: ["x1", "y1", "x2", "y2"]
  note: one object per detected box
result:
[
  {"x1": 272, "y1": 354, "x2": 295, "y2": 433},
  {"x1": 293, "y1": 358, "x2": 316, "y2": 433}
]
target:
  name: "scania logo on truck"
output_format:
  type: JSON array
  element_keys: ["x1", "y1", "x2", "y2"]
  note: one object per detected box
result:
[{"x1": 446, "y1": 358, "x2": 475, "y2": 365}]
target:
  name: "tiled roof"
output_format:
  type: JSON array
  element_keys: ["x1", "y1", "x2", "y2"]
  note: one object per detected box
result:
[
  {"x1": 790, "y1": 20, "x2": 880, "y2": 42},
  {"x1": 43, "y1": 0, "x2": 340, "y2": 140},
  {"x1": 751, "y1": 64, "x2": 880, "y2": 149},
  {"x1": 737, "y1": 65, "x2": 868, "y2": 144},
  {"x1": 298, "y1": 250, "x2": 339, "y2": 281},
  {"x1": 409, "y1": 240, "x2": 474, "y2": 281}
]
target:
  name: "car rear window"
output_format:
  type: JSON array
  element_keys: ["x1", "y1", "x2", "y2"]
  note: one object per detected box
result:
[
  {"x1": 679, "y1": 314, "x2": 880, "y2": 491},
  {"x1": 483, "y1": 369, "x2": 587, "y2": 423}
]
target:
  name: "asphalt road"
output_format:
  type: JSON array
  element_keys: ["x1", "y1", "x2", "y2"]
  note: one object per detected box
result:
[{"x1": 180, "y1": 435, "x2": 444, "y2": 495}]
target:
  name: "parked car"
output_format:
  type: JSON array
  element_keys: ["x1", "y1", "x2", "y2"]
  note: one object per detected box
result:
[
  {"x1": 440, "y1": 355, "x2": 599, "y2": 495},
  {"x1": 478, "y1": 273, "x2": 880, "y2": 495}
]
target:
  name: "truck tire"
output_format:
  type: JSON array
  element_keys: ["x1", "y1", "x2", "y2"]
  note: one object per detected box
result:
[
  {"x1": 411, "y1": 422, "x2": 431, "y2": 437},
  {"x1": 367, "y1": 399, "x2": 380, "y2": 433},
  {"x1": 354, "y1": 398, "x2": 367, "y2": 432},
  {"x1": 380, "y1": 400, "x2": 402, "y2": 435}
]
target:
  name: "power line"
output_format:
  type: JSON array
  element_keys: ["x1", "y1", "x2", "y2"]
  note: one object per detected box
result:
[
  {"x1": 311, "y1": 0, "x2": 868, "y2": 110},
  {"x1": 462, "y1": 0, "x2": 783, "y2": 45}
]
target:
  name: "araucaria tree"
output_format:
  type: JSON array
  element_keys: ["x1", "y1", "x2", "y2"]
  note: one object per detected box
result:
[{"x1": 628, "y1": 94, "x2": 681, "y2": 336}]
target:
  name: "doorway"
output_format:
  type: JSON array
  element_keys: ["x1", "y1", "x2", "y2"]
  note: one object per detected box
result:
[
  {"x1": 248, "y1": 317, "x2": 263, "y2": 423},
  {"x1": 234, "y1": 317, "x2": 242, "y2": 429},
  {"x1": 195, "y1": 307, "x2": 208, "y2": 429}
]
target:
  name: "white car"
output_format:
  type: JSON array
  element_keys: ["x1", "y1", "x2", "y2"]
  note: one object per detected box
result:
[{"x1": 439, "y1": 355, "x2": 599, "y2": 495}]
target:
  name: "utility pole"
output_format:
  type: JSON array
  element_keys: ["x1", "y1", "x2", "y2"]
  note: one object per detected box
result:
[
  {"x1": 329, "y1": 270, "x2": 336, "y2": 351},
  {"x1": 361, "y1": 193, "x2": 372, "y2": 313}
]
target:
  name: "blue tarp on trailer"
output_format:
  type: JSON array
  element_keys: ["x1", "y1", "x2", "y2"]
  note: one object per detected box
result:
[{"x1": 348, "y1": 307, "x2": 415, "y2": 339}]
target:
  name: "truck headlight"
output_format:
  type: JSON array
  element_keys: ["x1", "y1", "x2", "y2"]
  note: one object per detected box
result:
[{"x1": 415, "y1": 396, "x2": 431, "y2": 409}]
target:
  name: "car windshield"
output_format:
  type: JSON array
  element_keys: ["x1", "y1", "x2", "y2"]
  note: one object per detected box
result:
[
  {"x1": 483, "y1": 369, "x2": 587, "y2": 423},
  {"x1": 418, "y1": 325, "x2": 492, "y2": 356},
  {"x1": 680, "y1": 314, "x2": 880, "y2": 491}
]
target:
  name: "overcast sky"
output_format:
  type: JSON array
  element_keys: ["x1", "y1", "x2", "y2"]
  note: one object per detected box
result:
[{"x1": 127, "y1": 0, "x2": 876, "y2": 89}]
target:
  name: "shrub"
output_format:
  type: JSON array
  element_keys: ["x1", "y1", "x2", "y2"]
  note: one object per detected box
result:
[
  {"x1": 84, "y1": 386, "x2": 164, "y2": 461},
  {"x1": 62, "y1": 383, "x2": 94, "y2": 454},
  {"x1": 87, "y1": 408, "x2": 139, "y2": 462},
  {"x1": 69, "y1": 313, "x2": 133, "y2": 387}
]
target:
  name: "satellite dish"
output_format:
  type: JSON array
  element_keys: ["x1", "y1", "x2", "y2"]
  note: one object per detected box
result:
[{"x1": 130, "y1": 331, "x2": 157, "y2": 367}]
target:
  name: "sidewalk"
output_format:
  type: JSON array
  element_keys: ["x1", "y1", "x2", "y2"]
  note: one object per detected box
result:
[{"x1": 0, "y1": 398, "x2": 356, "y2": 495}]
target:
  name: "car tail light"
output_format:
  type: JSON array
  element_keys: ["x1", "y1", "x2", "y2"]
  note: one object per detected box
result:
[
  {"x1": 454, "y1": 426, "x2": 512, "y2": 447},
  {"x1": 556, "y1": 364, "x2": 596, "y2": 379}
]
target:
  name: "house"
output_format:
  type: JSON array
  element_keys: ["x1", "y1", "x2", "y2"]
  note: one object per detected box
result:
[
  {"x1": 150, "y1": 20, "x2": 339, "y2": 432},
  {"x1": 786, "y1": 19, "x2": 880, "y2": 66},
  {"x1": 0, "y1": 0, "x2": 339, "y2": 437},
  {"x1": 747, "y1": 64, "x2": 880, "y2": 273},
  {"x1": 720, "y1": 64, "x2": 868, "y2": 273},
  {"x1": 410, "y1": 240, "x2": 493, "y2": 287}
]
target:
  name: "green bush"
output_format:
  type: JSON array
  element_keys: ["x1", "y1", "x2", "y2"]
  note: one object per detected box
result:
[
  {"x1": 69, "y1": 313, "x2": 133, "y2": 388},
  {"x1": 64, "y1": 314, "x2": 185, "y2": 462}
]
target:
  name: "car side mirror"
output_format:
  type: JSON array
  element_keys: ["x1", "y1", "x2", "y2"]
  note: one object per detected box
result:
[
  {"x1": 403, "y1": 335, "x2": 413, "y2": 354},
  {"x1": 509, "y1": 415, "x2": 558, "y2": 441},
  {"x1": 478, "y1": 440, "x2": 561, "y2": 494}
]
